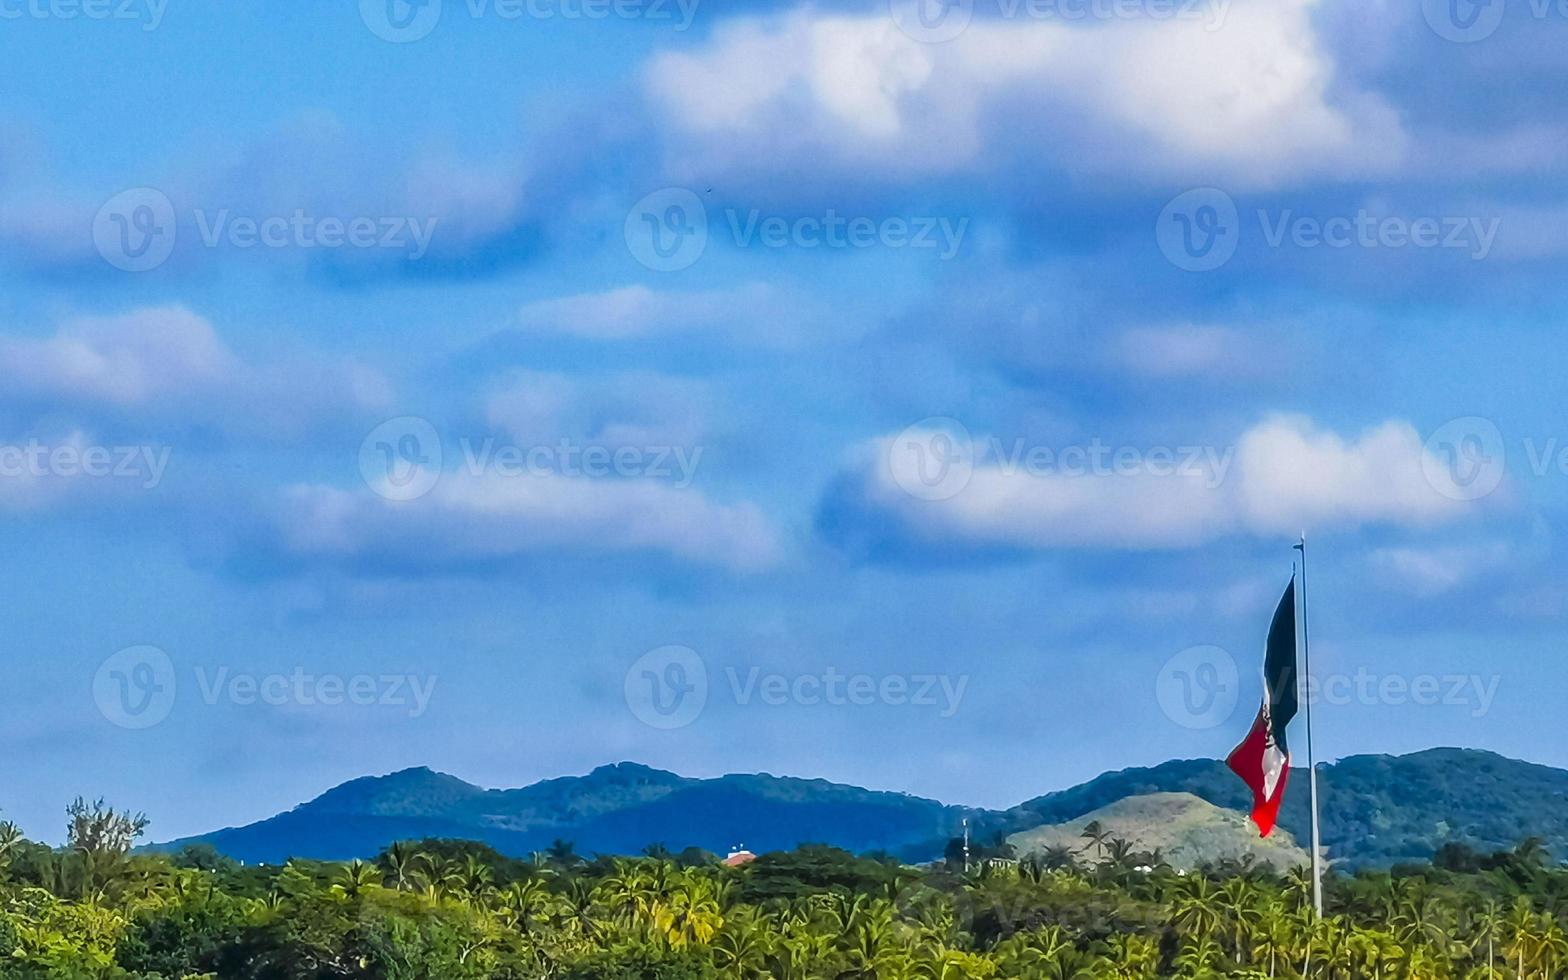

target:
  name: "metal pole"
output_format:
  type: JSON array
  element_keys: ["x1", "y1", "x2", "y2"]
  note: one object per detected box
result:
[{"x1": 1296, "y1": 533, "x2": 1323, "y2": 918}]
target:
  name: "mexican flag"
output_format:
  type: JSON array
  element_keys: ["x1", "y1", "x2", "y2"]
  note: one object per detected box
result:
[{"x1": 1226, "y1": 579, "x2": 1299, "y2": 837}]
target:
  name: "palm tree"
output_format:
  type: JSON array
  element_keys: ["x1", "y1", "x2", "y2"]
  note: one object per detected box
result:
[
  {"x1": 1080, "y1": 821, "x2": 1112, "y2": 861},
  {"x1": 1250, "y1": 901, "x2": 1295, "y2": 979},
  {"x1": 498, "y1": 878, "x2": 558, "y2": 938},
  {"x1": 380, "y1": 841, "x2": 423, "y2": 892},
  {"x1": 1105, "y1": 838, "x2": 1137, "y2": 869},
  {"x1": 546, "y1": 838, "x2": 582, "y2": 868},
  {"x1": 1506, "y1": 895, "x2": 1540, "y2": 979},
  {"x1": 658, "y1": 872, "x2": 724, "y2": 949},
  {"x1": 1466, "y1": 900, "x2": 1505, "y2": 979},
  {"x1": 1174, "y1": 933, "x2": 1226, "y2": 979},
  {"x1": 329, "y1": 859, "x2": 380, "y2": 900},
  {"x1": 712, "y1": 906, "x2": 773, "y2": 978},
  {"x1": 1174, "y1": 875, "x2": 1224, "y2": 941},
  {"x1": 418, "y1": 855, "x2": 466, "y2": 901},
  {"x1": 460, "y1": 853, "x2": 494, "y2": 902},
  {"x1": 1039, "y1": 845, "x2": 1080, "y2": 874},
  {"x1": 1217, "y1": 877, "x2": 1261, "y2": 961}
]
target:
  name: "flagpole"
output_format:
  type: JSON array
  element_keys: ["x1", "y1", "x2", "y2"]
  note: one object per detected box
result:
[{"x1": 1295, "y1": 533, "x2": 1323, "y2": 919}]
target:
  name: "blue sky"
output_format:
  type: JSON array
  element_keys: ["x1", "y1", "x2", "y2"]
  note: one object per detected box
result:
[{"x1": 4, "y1": 0, "x2": 1568, "y2": 844}]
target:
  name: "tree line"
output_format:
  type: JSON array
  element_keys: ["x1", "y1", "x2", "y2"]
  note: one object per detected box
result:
[{"x1": 1, "y1": 800, "x2": 1565, "y2": 978}]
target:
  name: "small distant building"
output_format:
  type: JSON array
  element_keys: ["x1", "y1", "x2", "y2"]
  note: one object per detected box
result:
[{"x1": 723, "y1": 846, "x2": 756, "y2": 867}]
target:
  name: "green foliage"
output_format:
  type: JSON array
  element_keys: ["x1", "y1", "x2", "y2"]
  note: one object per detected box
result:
[
  {"x1": 2, "y1": 810, "x2": 1568, "y2": 980},
  {"x1": 560, "y1": 946, "x2": 716, "y2": 980}
]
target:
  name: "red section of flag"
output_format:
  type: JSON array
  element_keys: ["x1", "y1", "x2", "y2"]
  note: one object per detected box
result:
[{"x1": 1226, "y1": 706, "x2": 1291, "y2": 837}]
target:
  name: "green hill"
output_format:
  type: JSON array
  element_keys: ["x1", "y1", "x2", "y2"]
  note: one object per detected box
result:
[
  {"x1": 1006, "y1": 792, "x2": 1312, "y2": 871},
  {"x1": 154, "y1": 749, "x2": 1568, "y2": 869},
  {"x1": 993, "y1": 748, "x2": 1568, "y2": 869},
  {"x1": 155, "y1": 763, "x2": 969, "y2": 864}
]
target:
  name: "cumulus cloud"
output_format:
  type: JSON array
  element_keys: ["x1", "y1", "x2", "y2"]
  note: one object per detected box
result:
[
  {"x1": 270, "y1": 472, "x2": 782, "y2": 575},
  {"x1": 0, "y1": 307, "x2": 233, "y2": 409},
  {"x1": 0, "y1": 306, "x2": 390, "y2": 441},
  {"x1": 820, "y1": 415, "x2": 1501, "y2": 556},
  {"x1": 646, "y1": 1, "x2": 1405, "y2": 188},
  {"x1": 1231, "y1": 417, "x2": 1476, "y2": 534}
]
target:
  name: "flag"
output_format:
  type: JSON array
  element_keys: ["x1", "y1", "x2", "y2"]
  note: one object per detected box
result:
[{"x1": 1226, "y1": 578, "x2": 1299, "y2": 837}]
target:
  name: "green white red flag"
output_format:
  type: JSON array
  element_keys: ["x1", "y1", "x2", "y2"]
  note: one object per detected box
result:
[{"x1": 1226, "y1": 579, "x2": 1299, "y2": 837}]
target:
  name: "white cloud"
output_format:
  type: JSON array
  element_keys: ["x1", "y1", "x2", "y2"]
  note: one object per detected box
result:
[
  {"x1": 0, "y1": 306, "x2": 390, "y2": 440},
  {"x1": 515, "y1": 283, "x2": 805, "y2": 344},
  {"x1": 848, "y1": 415, "x2": 1497, "y2": 552},
  {"x1": 646, "y1": 2, "x2": 1405, "y2": 188},
  {"x1": 1233, "y1": 416, "x2": 1471, "y2": 534},
  {"x1": 0, "y1": 307, "x2": 233, "y2": 408},
  {"x1": 273, "y1": 472, "x2": 782, "y2": 574},
  {"x1": 0, "y1": 431, "x2": 172, "y2": 515}
]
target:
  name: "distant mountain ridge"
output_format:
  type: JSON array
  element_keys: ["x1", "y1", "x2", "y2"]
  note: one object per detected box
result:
[
  {"x1": 157, "y1": 749, "x2": 1568, "y2": 869},
  {"x1": 158, "y1": 762, "x2": 970, "y2": 864}
]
